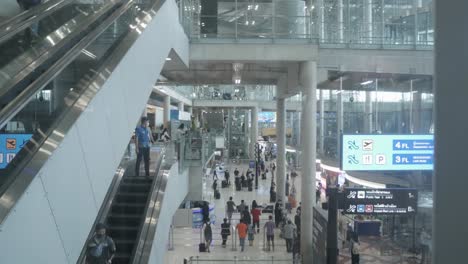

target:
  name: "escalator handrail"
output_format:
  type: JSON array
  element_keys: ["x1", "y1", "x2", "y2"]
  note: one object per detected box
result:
[
  {"x1": 131, "y1": 153, "x2": 171, "y2": 264},
  {"x1": 0, "y1": 0, "x2": 75, "y2": 45},
  {"x1": 0, "y1": 0, "x2": 135, "y2": 224},
  {"x1": 0, "y1": 1, "x2": 118, "y2": 102},
  {"x1": 0, "y1": 0, "x2": 132, "y2": 134}
]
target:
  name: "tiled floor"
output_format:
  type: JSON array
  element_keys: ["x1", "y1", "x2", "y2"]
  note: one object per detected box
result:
[
  {"x1": 164, "y1": 159, "x2": 424, "y2": 264},
  {"x1": 164, "y1": 160, "x2": 297, "y2": 263}
]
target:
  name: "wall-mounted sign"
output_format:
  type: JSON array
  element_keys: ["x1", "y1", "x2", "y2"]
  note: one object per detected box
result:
[
  {"x1": 341, "y1": 134, "x2": 434, "y2": 171},
  {"x1": 0, "y1": 134, "x2": 33, "y2": 169},
  {"x1": 343, "y1": 188, "x2": 418, "y2": 215}
]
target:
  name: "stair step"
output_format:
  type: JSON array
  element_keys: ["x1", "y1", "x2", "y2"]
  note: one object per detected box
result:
[
  {"x1": 107, "y1": 226, "x2": 139, "y2": 240},
  {"x1": 119, "y1": 183, "x2": 151, "y2": 193},
  {"x1": 112, "y1": 253, "x2": 132, "y2": 264},
  {"x1": 113, "y1": 239, "x2": 137, "y2": 254},
  {"x1": 111, "y1": 203, "x2": 146, "y2": 215},
  {"x1": 122, "y1": 176, "x2": 153, "y2": 184},
  {"x1": 115, "y1": 192, "x2": 149, "y2": 204},
  {"x1": 108, "y1": 214, "x2": 143, "y2": 227}
]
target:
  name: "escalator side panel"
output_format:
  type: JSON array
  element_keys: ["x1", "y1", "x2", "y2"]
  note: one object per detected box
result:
[{"x1": 0, "y1": 0, "x2": 188, "y2": 262}]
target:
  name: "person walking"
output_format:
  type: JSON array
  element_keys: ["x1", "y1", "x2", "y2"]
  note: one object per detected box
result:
[
  {"x1": 203, "y1": 219, "x2": 213, "y2": 253},
  {"x1": 274, "y1": 200, "x2": 283, "y2": 226},
  {"x1": 294, "y1": 210, "x2": 301, "y2": 235},
  {"x1": 86, "y1": 223, "x2": 116, "y2": 264},
  {"x1": 220, "y1": 218, "x2": 231, "y2": 248},
  {"x1": 242, "y1": 207, "x2": 251, "y2": 225},
  {"x1": 238, "y1": 200, "x2": 247, "y2": 215},
  {"x1": 202, "y1": 202, "x2": 210, "y2": 223},
  {"x1": 350, "y1": 233, "x2": 360, "y2": 264},
  {"x1": 264, "y1": 215, "x2": 276, "y2": 251},
  {"x1": 248, "y1": 223, "x2": 255, "y2": 246},
  {"x1": 237, "y1": 220, "x2": 248, "y2": 252},
  {"x1": 251, "y1": 204, "x2": 262, "y2": 233},
  {"x1": 283, "y1": 220, "x2": 296, "y2": 253},
  {"x1": 226, "y1": 197, "x2": 236, "y2": 223},
  {"x1": 135, "y1": 117, "x2": 151, "y2": 177}
]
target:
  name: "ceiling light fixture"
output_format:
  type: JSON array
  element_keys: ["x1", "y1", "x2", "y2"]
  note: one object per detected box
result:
[{"x1": 165, "y1": 57, "x2": 172, "y2": 61}]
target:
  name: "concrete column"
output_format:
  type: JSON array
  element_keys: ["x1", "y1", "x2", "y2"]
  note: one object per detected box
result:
[
  {"x1": 276, "y1": 97, "x2": 286, "y2": 204},
  {"x1": 337, "y1": 0, "x2": 344, "y2": 42},
  {"x1": 163, "y1": 95, "x2": 170, "y2": 127},
  {"x1": 250, "y1": 107, "x2": 259, "y2": 159},
  {"x1": 300, "y1": 61, "x2": 317, "y2": 263},
  {"x1": 297, "y1": 111, "x2": 302, "y2": 146},
  {"x1": 337, "y1": 78, "x2": 343, "y2": 156},
  {"x1": 178, "y1": 101, "x2": 184, "y2": 112},
  {"x1": 434, "y1": 1, "x2": 468, "y2": 262},
  {"x1": 364, "y1": 91, "x2": 373, "y2": 133},
  {"x1": 365, "y1": 0, "x2": 373, "y2": 43},
  {"x1": 319, "y1": 89, "x2": 325, "y2": 155}
]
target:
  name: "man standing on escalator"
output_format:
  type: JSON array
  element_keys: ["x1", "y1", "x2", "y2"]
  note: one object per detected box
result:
[
  {"x1": 135, "y1": 116, "x2": 151, "y2": 178},
  {"x1": 17, "y1": 0, "x2": 42, "y2": 39}
]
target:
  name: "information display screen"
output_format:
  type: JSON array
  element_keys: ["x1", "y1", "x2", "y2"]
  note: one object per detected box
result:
[
  {"x1": 258, "y1": 112, "x2": 276, "y2": 123},
  {"x1": 0, "y1": 134, "x2": 33, "y2": 169},
  {"x1": 341, "y1": 134, "x2": 434, "y2": 171},
  {"x1": 343, "y1": 188, "x2": 418, "y2": 215}
]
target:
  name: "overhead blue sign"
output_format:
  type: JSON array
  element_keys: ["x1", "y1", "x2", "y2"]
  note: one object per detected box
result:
[
  {"x1": 0, "y1": 134, "x2": 33, "y2": 169},
  {"x1": 341, "y1": 134, "x2": 434, "y2": 171}
]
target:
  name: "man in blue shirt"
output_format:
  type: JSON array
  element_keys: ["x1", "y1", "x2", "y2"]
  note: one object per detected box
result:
[{"x1": 135, "y1": 117, "x2": 152, "y2": 177}]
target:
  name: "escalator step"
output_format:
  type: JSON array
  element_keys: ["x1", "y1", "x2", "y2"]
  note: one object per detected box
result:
[
  {"x1": 115, "y1": 192, "x2": 149, "y2": 204},
  {"x1": 122, "y1": 176, "x2": 153, "y2": 184},
  {"x1": 107, "y1": 226, "x2": 139, "y2": 240},
  {"x1": 119, "y1": 183, "x2": 151, "y2": 193},
  {"x1": 111, "y1": 203, "x2": 145, "y2": 215},
  {"x1": 113, "y1": 239, "x2": 136, "y2": 255},
  {"x1": 112, "y1": 253, "x2": 132, "y2": 264},
  {"x1": 107, "y1": 213, "x2": 142, "y2": 227}
]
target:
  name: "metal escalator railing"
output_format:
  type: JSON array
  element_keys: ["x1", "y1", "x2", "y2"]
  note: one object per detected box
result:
[
  {"x1": 0, "y1": 0, "x2": 74, "y2": 44},
  {"x1": 76, "y1": 146, "x2": 169, "y2": 264},
  {"x1": 0, "y1": 0, "x2": 168, "y2": 225},
  {"x1": 0, "y1": 2, "x2": 124, "y2": 111}
]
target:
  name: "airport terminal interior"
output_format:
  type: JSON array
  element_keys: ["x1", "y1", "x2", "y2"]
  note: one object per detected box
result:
[{"x1": 0, "y1": 0, "x2": 465, "y2": 263}]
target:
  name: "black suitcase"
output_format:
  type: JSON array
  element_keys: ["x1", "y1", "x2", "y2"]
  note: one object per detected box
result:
[
  {"x1": 199, "y1": 243, "x2": 206, "y2": 252},
  {"x1": 214, "y1": 190, "x2": 221, "y2": 199},
  {"x1": 262, "y1": 173, "x2": 266, "y2": 180},
  {"x1": 222, "y1": 180, "x2": 228, "y2": 188},
  {"x1": 248, "y1": 186, "x2": 253, "y2": 191},
  {"x1": 236, "y1": 184, "x2": 241, "y2": 191}
]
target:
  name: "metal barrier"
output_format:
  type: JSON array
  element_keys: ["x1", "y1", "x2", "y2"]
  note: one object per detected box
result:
[{"x1": 184, "y1": 256, "x2": 293, "y2": 263}]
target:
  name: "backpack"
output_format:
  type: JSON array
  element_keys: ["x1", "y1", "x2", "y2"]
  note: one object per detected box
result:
[
  {"x1": 352, "y1": 241, "x2": 360, "y2": 255},
  {"x1": 204, "y1": 223, "x2": 212, "y2": 238}
]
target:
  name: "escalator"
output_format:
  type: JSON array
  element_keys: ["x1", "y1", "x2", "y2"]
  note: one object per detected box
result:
[
  {"x1": 109, "y1": 176, "x2": 154, "y2": 263},
  {"x1": 0, "y1": 0, "x2": 187, "y2": 262}
]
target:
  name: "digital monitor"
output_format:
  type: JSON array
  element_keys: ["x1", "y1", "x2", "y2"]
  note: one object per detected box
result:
[
  {"x1": 258, "y1": 112, "x2": 276, "y2": 123},
  {"x1": 341, "y1": 134, "x2": 434, "y2": 171}
]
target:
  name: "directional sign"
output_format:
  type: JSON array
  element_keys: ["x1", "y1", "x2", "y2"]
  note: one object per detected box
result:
[
  {"x1": 0, "y1": 134, "x2": 32, "y2": 169},
  {"x1": 343, "y1": 188, "x2": 418, "y2": 215},
  {"x1": 341, "y1": 134, "x2": 434, "y2": 171}
]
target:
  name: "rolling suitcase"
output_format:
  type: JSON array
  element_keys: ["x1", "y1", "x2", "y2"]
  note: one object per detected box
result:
[
  {"x1": 214, "y1": 190, "x2": 221, "y2": 199},
  {"x1": 222, "y1": 180, "x2": 228, "y2": 188}
]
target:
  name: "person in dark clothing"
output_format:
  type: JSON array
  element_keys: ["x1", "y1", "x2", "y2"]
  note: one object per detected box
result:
[
  {"x1": 135, "y1": 117, "x2": 151, "y2": 177},
  {"x1": 274, "y1": 200, "x2": 283, "y2": 226},
  {"x1": 242, "y1": 208, "x2": 252, "y2": 225},
  {"x1": 350, "y1": 232, "x2": 360, "y2": 264},
  {"x1": 221, "y1": 218, "x2": 231, "y2": 247},
  {"x1": 202, "y1": 202, "x2": 210, "y2": 223},
  {"x1": 213, "y1": 169, "x2": 218, "y2": 180},
  {"x1": 234, "y1": 168, "x2": 240, "y2": 177},
  {"x1": 285, "y1": 180, "x2": 290, "y2": 196},
  {"x1": 251, "y1": 200, "x2": 258, "y2": 210},
  {"x1": 224, "y1": 169, "x2": 230, "y2": 184},
  {"x1": 294, "y1": 210, "x2": 301, "y2": 235},
  {"x1": 241, "y1": 173, "x2": 246, "y2": 188},
  {"x1": 212, "y1": 179, "x2": 218, "y2": 191},
  {"x1": 86, "y1": 223, "x2": 116, "y2": 264}
]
